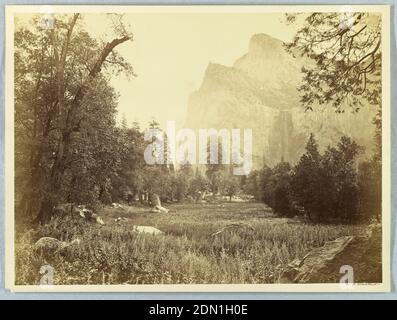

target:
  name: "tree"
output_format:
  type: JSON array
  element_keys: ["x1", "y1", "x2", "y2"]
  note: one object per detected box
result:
[
  {"x1": 174, "y1": 162, "x2": 193, "y2": 201},
  {"x1": 260, "y1": 166, "x2": 274, "y2": 207},
  {"x1": 41, "y1": 14, "x2": 132, "y2": 222},
  {"x1": 291, "y1": 135, "x2": 361, "y2": 222},
  {"x1": 322, "y1": 136, "x2": 361, "y2": 222},
  {"x1": 243, "y1": 170, "x2": 261, "y2": 201},
  {"x1": 189, "y1": 168, "x2": 209, "y2": 199},
  {"x1": 221, "y1": 173, "x2": 241, "y2": 201},
  {"x1": 286, "y1": 12, "x2": 382, "y2": 112},
  {"x1": 291, "y1": 133, "x2": 323, "y2": 220},
  {"x1": 286, "y1": 12, "x2": 382, "y2": 222},
  {"x1": 260, "y1": 162, "x2": 293, "y2": 216},
  {"x1": 114, "y1": 125, "x2": 147, "y2": 203},
  {"x1": 14, "y1": 14, "x2": 134, "y2": 223}
]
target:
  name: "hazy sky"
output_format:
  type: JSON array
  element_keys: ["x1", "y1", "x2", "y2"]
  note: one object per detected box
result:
[
  {"x1": 17, "y1": 12, "x2": 301, "y2": 129},
  {"x1": 80, "y1": 12, "x2": 302, "y2": 129}
]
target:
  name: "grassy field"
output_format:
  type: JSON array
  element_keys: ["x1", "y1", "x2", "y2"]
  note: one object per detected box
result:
[{"x1": 15, "y1": 202, "x2": 360, "y2": 285}]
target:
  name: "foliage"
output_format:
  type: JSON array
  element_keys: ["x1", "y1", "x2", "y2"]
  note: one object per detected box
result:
[
  {"x1": 284, "y1": 12, "x2": 382, "y2": 223},
  {"x1": 261, "y1": 163, "x2": 293, "y2": 216},
  {"x1": 286, "y1": 12, "x2": 382, "y2": 111},
  {"x1": 256, "y1": 134, "x2": 367, "y2": 222},
  {"x1": 15, "y1": 14, "x2": 133, "y2": 223},
  {"x1": 358, "y1": 159, "x2": 381, "y2": 221}
]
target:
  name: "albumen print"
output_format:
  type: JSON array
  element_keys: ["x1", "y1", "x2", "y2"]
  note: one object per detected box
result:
[{"x1": 4, "y1": 5, "x2": 391, "y2": 292}]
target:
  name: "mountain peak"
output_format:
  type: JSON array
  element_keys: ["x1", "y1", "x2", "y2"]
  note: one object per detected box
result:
[
  {"x1": 248, "y1": 33, "x2": 284, "y2": 54},
  {"x1": 185, "y1": 34, "x2": 376, "y2": 168}
]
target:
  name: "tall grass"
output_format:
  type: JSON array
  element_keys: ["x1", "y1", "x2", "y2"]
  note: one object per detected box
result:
[{"x1": 15, "y1": 202, "x2": 359, "y2": 285}]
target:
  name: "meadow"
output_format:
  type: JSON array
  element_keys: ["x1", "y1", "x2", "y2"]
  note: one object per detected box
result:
[{"x1": 15, "y1": 202, "x2": 360, "y2": 285}]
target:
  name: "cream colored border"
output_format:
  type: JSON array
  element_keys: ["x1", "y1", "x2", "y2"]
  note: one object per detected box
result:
[{"x1": 4, "y1": 5, "x2": 391, "y2": 293}]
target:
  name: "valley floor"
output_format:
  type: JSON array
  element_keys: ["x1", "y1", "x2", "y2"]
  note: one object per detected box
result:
[{"x1": 15, "y1": 202, "x2": 372, "y2": 285}]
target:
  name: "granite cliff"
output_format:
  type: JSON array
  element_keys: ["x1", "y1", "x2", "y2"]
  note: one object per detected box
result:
[{"x1": 185, "y1": 34, "x2": 377, "y2": 168}]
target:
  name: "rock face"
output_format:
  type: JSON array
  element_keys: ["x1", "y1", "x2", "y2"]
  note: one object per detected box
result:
[
  {"x1": 280, "y1": 224, "x2": 382, "y2": 284},
  {"x1": 185, "y1": 33, "x2": 377, "y2": 168}
]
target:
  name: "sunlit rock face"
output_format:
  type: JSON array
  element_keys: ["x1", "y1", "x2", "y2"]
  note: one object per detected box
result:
[{"x1": 185, "y1": 34, "x2": 377, "y2": 168}]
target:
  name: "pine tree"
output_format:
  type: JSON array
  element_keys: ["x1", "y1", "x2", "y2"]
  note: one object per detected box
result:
[{"x1": 291, "y1": 133, "x2": 323, "y2": 221}]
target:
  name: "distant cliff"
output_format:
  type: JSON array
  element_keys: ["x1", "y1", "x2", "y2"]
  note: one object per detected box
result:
[{"x1": 185, "y1": 34, "x2": 377, "y2": 168}]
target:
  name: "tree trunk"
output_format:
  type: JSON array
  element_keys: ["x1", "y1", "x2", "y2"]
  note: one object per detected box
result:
[{"x1": 35, "y1": 199, "x2": 53, "y2": 224}]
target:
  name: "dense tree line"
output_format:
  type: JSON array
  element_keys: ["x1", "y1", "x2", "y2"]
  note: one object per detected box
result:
[{"x1": 244, "y1": 134, "x2": 381, "y2": 223}]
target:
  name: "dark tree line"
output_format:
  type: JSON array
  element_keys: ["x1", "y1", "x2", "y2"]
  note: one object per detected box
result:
[{"x1": 245, "y1": 134, "x2": 381, "y2": 223}]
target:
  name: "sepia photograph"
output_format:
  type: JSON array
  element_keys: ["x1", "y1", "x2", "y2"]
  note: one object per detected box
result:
[{"x1": 4, "y1": 5, "x2": 391, "y2": 292}]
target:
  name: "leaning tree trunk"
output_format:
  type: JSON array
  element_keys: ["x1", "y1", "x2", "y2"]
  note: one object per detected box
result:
[{"x1": 35, "y1": 16, "x2": 131, "y2": 223}]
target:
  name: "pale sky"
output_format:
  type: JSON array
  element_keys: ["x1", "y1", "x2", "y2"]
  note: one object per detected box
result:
[
  {"x1": 17, "y1": 12, "x2": 301, "y2": 130},
  {"x1": 82, "y1": 12, "x2": 300, "y2": 129}
]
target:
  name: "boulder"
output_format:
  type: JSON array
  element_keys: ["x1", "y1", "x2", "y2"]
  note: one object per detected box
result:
[
  {"x1": 84, "y1": 210, "x2": 104, "y2": 225},
  {"x1": 151, "y1": 205, "x2": 169, "y2": 213},
  {"x1": 149, "y1": 193, "x2": 162, "y2": 207},
  {"x1": 149, "y1": 193, "x2": 169, "y2": 213},
  {"x1": 195, "y1": 191, "x2": 207, "y2": 202},
  {"x1": 91, "y1": 213, "x2": 105, "y2": 225},
  {"x1": 280, "y1": 224, "x2": 382, "y2": 284},
  {"x1": 111, "y1": 202, "x2": 124, "y2": 209},
  {"x1": 280, "y1": 236, "x2": 353, "y2": 283},
  {"x1": 33, "y1": 237, "x2": 81, "y2": 257},
  {"x1": 132, "y1": 225, "x2": 164, "y2": 235}
]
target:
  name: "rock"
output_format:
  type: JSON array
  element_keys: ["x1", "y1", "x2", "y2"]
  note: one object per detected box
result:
[
  {"x1": 77, "y1": 207, "x2": 105, "y2": 225},
  {"x1": 195, "y1": 191, "x2": 207, "y2": 202},
  {"x1": 280, "y1": 236, "x2": 353, "y2": 283},
  {"x1": 78, "y1": 208, "x2": 105, "y2": 225},
  {"x1": 132, "y1": 226, "x2": 164, "y2": 235},
  {"x1": 111, "y1": 203, "x2": 124, "y2": 209},
  {"x1": 78, "y1": 208, "x2": 89, "y2": 218},
  {"x1": 33, "y1": 237, "x2": 81, "y2": 256},
  {"x1": 149, "y1": 193, "x2": 162, "y2": 207},
  {"x1": 151, "y1": 205, "x2": 169, "y2": 213},
  {"x1": 280, "y1": 224, "x2": 382, "y2": 284},
  {"x1": 114, "y1": 217, "x2": 128, "y2": 223},
  {"x1": 91, "y1": 213, "x2": 105, "y2": 225},
  {"x1": 149, "y1": 193, "x2": 169, "y2": 213}
]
